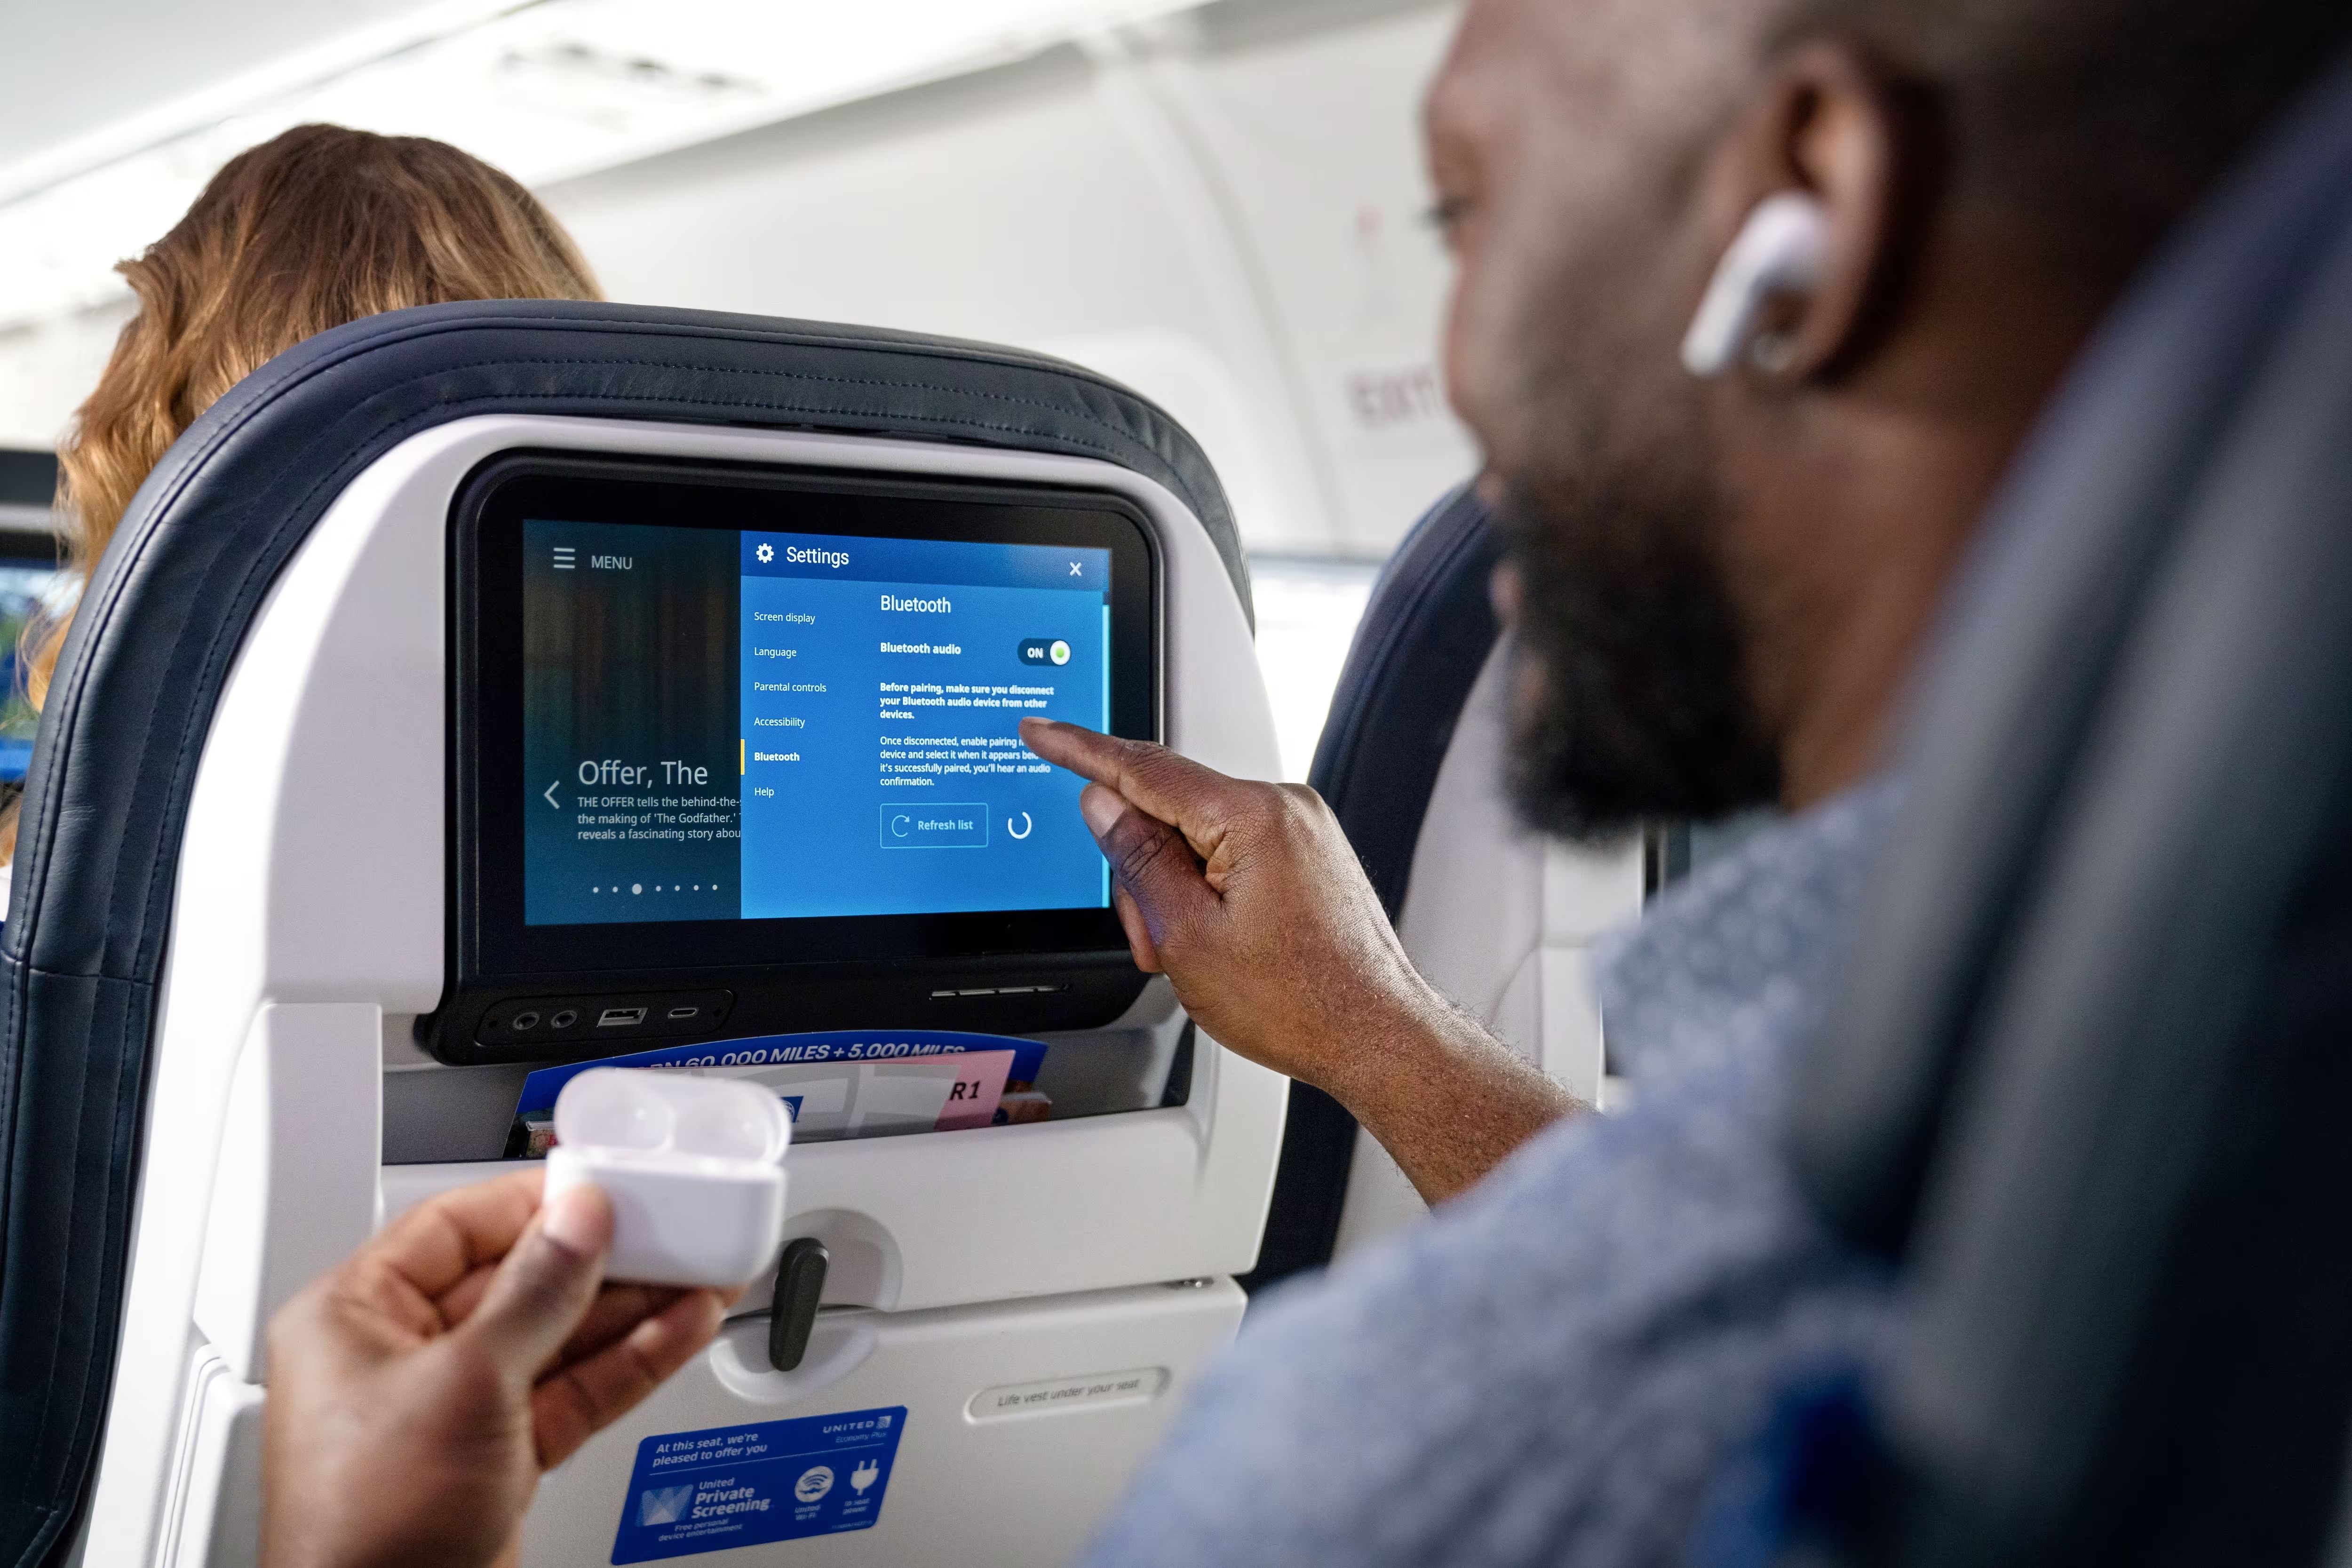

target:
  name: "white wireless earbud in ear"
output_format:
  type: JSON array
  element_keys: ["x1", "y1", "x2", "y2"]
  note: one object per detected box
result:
[{"x1": 1678, "y1": 191, "x2": 1830, "y2": 378}]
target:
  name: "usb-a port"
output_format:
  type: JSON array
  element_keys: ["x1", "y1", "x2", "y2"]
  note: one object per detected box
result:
[{"x1": 597, "y1": 1006, "x2": 648, "y2": 1028}]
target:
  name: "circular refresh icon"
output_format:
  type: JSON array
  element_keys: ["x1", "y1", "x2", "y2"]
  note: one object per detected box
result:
[
  {"x1": 890, "y1": 813, "x2": 913, "y2": 837},
  {"x1": 1007, "y1": 811, "x2": 1033, "y2": 839}
]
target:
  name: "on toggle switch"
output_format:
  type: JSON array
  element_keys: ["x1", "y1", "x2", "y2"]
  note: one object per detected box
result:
[{"x1": 1015, "y1": 637, "x2": 1073, "y2": 666}]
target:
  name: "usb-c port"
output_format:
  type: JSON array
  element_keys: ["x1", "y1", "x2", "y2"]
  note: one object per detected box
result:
[
  {"x1": 598, "y1": 1007, "x2": 648, "y2": 1027},
  {"x1": 666, "y1": 1006, "x2": 700, "y2": 1020}
]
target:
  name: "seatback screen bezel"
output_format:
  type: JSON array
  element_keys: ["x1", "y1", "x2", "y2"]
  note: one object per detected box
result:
[{"x1": 453, "y1": 452, "x2": 1159, "y2": 985}]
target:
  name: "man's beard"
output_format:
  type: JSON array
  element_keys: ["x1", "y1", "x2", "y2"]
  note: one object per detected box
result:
[
  {"x1": 1463, "y1": 155, "x2": 1782, "y2": 842},
  {"x1": 1495, "y1": 459, "x2": 1781, "y2": 842}
]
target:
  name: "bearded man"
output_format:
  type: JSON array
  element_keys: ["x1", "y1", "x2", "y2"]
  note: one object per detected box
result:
[{"x1": 1021, "y1": 0, "x2": 2352, "y2": 1562}]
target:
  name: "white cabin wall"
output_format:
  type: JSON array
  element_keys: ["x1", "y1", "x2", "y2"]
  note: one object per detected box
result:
[
  {"x1": 1152, "y1": 0, "x2": 1476, "y2": 550},
  {"x1": 0, "y1": 299, "x2": 132, "y2": 449},
  {"x1": 539, "y1": 48, "x2": 1329, "y2": 555},
  {"x1": 537, "y1": 0, "x2": 1470, "y2": 558},
  {"x1": 0, "y1": 0, "x2": 1476, "y2": 581}
]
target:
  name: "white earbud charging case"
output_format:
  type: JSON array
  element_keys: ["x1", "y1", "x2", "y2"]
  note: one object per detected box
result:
[{"x1": 543, "y1": 1067, "x2": 790, "y2": 1288}]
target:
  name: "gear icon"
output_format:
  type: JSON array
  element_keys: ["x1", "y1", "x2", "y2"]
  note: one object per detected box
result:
[{"x1": 755, "y1": 542, "x2": 775, "y2": 563}]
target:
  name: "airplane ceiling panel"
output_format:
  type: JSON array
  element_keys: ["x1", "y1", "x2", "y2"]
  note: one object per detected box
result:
[
  {"x1": 0, "y1": 0, "x2": 1470, "y2": 559},
  {"x1": 0, "y1": 0, "x2": 440, "y2": 166},
  {"x1": 0, "y1": 0, "x2": 1201, "y2": 332}
]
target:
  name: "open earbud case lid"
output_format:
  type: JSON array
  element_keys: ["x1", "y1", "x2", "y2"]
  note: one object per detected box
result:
[{"x1": 553, "y1": 1067, "x2": 792, "y2": 1169}]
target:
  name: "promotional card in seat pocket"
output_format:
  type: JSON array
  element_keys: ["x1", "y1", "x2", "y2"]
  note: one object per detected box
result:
[
  {"x1": 612, "y1": 1406, "x2": 906, "y2": 1562},
  {"x1": 508, "y1": 1029, "x2": 1053, "y2": 1156}
]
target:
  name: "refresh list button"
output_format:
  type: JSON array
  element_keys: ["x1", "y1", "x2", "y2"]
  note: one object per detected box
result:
[{"x1": 880, "y1": 802, "x2": 989, "y2": 848}]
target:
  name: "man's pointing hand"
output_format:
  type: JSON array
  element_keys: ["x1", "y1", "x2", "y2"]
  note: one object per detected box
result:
[
  {"x1": 1020, "y1": 716, "x2": 1427, "y2": 1087},
  {"x1": 1020, "y1": 717, "x2": 1580, "y2": 1202}
]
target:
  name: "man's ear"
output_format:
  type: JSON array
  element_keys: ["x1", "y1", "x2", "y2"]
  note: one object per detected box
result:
[{"x1": 1690, "y1": 42, "x2": 1933, "y2": 384}]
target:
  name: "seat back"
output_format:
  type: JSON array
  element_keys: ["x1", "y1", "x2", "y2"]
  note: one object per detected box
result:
[
  {"x1": 1787, "y1": 58, "x2": 2352, "y2": 1568},
  {"x1": 0, "y1": 301, "x2": 1287, "y2": 1567},
  {"x1": 1245, "y1": 486, "x2": 1642, "y2": 1287}
]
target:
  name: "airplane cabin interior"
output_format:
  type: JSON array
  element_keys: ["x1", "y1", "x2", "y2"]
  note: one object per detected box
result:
[{"x1": 2, "y1": 1, "x2": 2350, "y2": 1566}]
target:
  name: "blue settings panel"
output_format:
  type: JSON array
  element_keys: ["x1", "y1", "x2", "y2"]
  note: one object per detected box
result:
[{"x1": 737, "y1": 531, "x2": 1112, "y2": 919}]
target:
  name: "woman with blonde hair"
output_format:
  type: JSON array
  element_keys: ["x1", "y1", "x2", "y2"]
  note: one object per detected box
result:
[{"x1": 0, "y1": 122, "x2": 599, "y2": 863}]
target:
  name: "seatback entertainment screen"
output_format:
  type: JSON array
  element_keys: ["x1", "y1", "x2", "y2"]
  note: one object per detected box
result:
[
  {"x1": 457, "y1": 456, "x2": 1158, "y2": 987},
  {"x1": 523, "y1": 522, "x2": 1112, "y2": 925}
]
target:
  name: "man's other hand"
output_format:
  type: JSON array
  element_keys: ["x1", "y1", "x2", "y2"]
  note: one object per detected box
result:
[
  {"x1": 262, "y1": 1170, "x2": 740, "y2": 1568},
  {"x1": 1021, "y1": 718, "x2": 1578, "y2": 1201}
]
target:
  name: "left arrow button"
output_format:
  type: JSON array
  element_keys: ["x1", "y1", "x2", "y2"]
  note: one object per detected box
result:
[{"x1": 544, "y1": 780, "x2": 562, "y2": 809}]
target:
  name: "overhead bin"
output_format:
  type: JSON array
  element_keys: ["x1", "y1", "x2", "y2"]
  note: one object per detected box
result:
[{"x1": 0, "y1": 302, "x2": 1285, "y2": 1568}]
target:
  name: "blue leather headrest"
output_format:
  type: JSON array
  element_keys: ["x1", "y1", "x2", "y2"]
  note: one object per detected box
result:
[
  {"x1": 1788, "y1": 59, "x2": 2352, "y2": 1260},
  {"x1": 1786, "y1": 56, "x2": 2352, "y2": 1565},
  {"x1": 0, "y1": 300, "x2": 1243, "y2": 1566}
]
